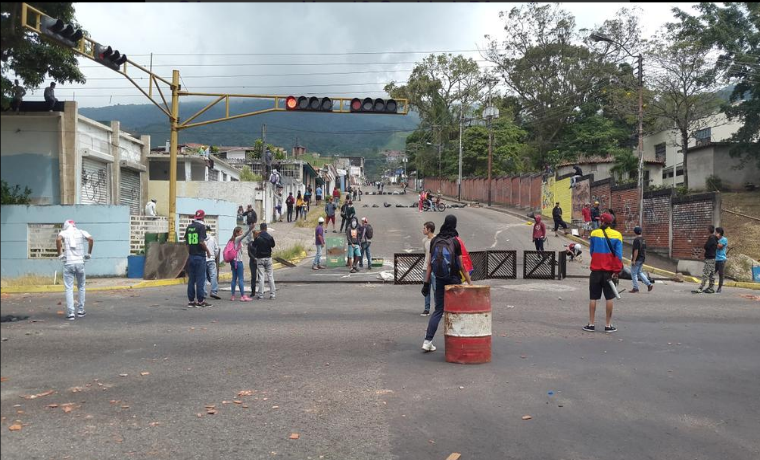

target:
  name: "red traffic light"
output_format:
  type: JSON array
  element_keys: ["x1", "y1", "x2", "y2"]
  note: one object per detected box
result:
[
  {"x1": 285, "y1": 96, "x2": 332, "y2": 112},
  {"x1": 349, "y1": 97, "x2": 399, "y2": 114}
]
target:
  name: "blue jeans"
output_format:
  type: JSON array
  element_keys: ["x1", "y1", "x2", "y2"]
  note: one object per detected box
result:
[
  {"x1": 205, "y1": 260, "x2": 218, "y2": 295},
  {"x1": 187, "y1": 255, "x2": 206, "y2": 302},
  {"x1": 63, "y1": 263, "x2": 86, "y2": 316},
  {"x1": 360, "y1": 242, "x2": 371, "y2": 267},
  {"x1": 631, "y1": 260, "x2": 651, "y2": 290},
  {"x1": 423, "y1": 276, "x2": 437, "y2": 313},
  {"x1": 425, "y1": 275, "x2": 461, "y2": 341},
  {"x1": 230, "y1": 260, "x2": 245, "y2": 297},
  {"x1": 313, "y1": 244, "x2": 323, "y2": 267}
]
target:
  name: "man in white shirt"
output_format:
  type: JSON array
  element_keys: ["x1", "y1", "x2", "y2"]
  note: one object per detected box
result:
[
  {"x1": 204, "y1": 225, "x2": 221, "y2": 300},
  {"x1": 145, "y1": 199, "x2": 157, "y2": 217},
  {"x1": 56, "y1": 220, "x2": 94, "y2": 321}
]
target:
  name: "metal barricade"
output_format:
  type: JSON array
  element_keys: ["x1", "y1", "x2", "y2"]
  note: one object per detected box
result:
[{"x1": 523, "y1": 251, "x2": 557, "y2": 280}]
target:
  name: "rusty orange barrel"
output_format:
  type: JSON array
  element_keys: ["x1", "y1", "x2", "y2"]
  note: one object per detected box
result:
[{"x1": 443, "y1": 285, "x2": 491, "y2": 364}]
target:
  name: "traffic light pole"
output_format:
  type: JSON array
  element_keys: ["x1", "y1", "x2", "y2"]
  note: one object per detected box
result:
[{"x1": 169, "y1": 70, "x2": 180, "y2": 242}]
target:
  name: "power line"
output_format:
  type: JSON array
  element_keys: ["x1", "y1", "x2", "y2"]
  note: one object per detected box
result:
[
  {"x1": 125, "y1": 49, "x2": 483, "y2": 57},
  {"x1": 78, "y1": 59, "x2": 492, "y2": 69}
]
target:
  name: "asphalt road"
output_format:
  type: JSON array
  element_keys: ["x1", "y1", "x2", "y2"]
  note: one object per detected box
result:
[{"x1": 2, "y1": 275, "x2": 759, "y2": 459}]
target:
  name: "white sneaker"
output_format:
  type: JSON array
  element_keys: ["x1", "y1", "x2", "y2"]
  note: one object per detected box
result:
[{"x1": 421, "y1": 340, "x2": 436, "y2": 352}]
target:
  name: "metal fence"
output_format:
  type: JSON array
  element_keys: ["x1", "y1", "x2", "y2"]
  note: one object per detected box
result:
[
  {"x1": 523, "y1": 251, "x2": 557, "y2": 280},
  {"x1": 394, "y1": 250, "x2": 518, "y2": 284}
]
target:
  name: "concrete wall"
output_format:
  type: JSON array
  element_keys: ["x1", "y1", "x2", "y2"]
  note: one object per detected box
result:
[
  {"x1": 687, "y1": 145, "x2": 760, "y2": 191},
  {"x1": 1, "y1": 205, "x2": 130, "y2": 278},
  {"x1": 422, "y1": 175, "x2": 542, "y2": 210},
  {"x1": 175, "y1": 197, "x2": 238, "y2": 243},
  {"x1": 0, "y1": 116, "x2": 61, "y2": 204}
]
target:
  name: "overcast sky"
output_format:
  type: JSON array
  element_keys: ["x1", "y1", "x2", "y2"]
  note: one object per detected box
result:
[{"x1": 28, "y1": 2, "x2": 698, "y2": 108}]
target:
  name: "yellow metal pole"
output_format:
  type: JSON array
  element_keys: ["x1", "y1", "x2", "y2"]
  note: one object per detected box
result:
[{"x1": 168, "y1": 70, "x2": 180, "y2": 242}]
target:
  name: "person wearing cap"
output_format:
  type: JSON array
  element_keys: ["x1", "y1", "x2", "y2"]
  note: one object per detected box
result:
[
  {"x1": 185, "y1": 210, "x2": 212, "y2": 307},
  {"x1": 590, "y1": 201, "x2": 601, "y2": 230},
  {"x1": 251, "y1": 223, "x2": 276, "y2": 299},
  {"x1": 631, "y1": 226, "x2": 653, "y2": 293},
  {"x1": 145, "y1": 199, "x2": 157, "y2": 217},
  {"x1": 313, "y1": 217, "x2": 326, "y2": 270},
  {"x1": 56, "y1": 220, "x2": 94, "y2": 321},
  {"x1": 359, "y1": 217, "x2": 373, "y2": 269},
  {"x1": 584, "y1": 212, "x2": 623, "y2": 333}
]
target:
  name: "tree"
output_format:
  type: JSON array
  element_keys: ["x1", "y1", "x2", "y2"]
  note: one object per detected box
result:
[
  {"x1": 673, "y1": 2, "x2": 760, "y2": 168},
  {"x1": 461, "y1": 116, "x2": 530, "y2": 176},
  {"x1": 610, "y1": 150, "x2": 639, "y2": 182},
  {"x1": 646, "y1": 30, "x2": 721, "y2": 189},
  {"x1": 239, "y1": 166, "x2": 261, "y2": 182},
  {"x1": 1, "y1": 180, "x2": 32, "y2": 204},
  {"x1": 1, "y1": 2, "x2": 86, "y2": 109}
]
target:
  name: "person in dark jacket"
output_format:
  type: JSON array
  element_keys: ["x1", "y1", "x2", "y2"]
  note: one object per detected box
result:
[
  {"x1": 552, "y1": 202, "x2": 568, "y2": 235},
  {"x1": 590, "y1": 201, "x2": 601, "y2": 229},
  {"x1": 692, "y1": 225, "x2": 717, "y2": 294},
  {"x1": 532, "y1": 215, "x2": 547, "y2": 251},
  {"x1": 570, "y1": 165, "x2": 583, "y2": 188},
  {"x1": 252, "y1": 223, "x2": 276, "y2": 299}
]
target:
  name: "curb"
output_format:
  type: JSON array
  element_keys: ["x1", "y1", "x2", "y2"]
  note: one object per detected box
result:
[{"x1": 1, "y1": 252, "x2": 310, "y2": 295}]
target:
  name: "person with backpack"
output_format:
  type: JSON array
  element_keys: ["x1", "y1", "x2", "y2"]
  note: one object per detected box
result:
[
  {"x1": 532, "y1": 215, "x2": 547, "y2": 251},
  {"x1": 583, "y1": 213, "x2": 623, "y2": 333},
  {"x1": 225, "y1": 224, "x2": 255, "y2": 302},
  {"x1": 630, "y1": 226, "x2": 653, "y2": 293},
  {"x1": 285, "y1": 192, "x2": 295, "y2": 222},
  {"x1": 420, "y1": 215, "x2": 472, "y2": 352},
  {"x1": 346, "y1": 216, "x2": 362, "y2": 273},
  {"x1": 359, "y1": 217, "x2": 373, "y2": 269}
]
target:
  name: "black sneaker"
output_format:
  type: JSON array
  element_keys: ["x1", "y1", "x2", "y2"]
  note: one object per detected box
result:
[
  {"x1": 66, "y1": 315, "x2": 76, "y2": 321},
  {"x1": 76, "y1": 310, "x2": 86, "y2": 318},
  {"x1": 209, "y1": 293, "x2": 221, "y2": 300},
  {"x1": 197, "y1": 301, "x2": 213, "y2": 308},
  {"x1": 691, "y1": 289, "x2": 703, "y2": 294},
  {"x1": 605, "y1": 325, "x2": 618, "y2": 333},
  {"x1": 187, "y1": 301, "x2": 197, "y2": 308},
  {"x1": 582, "y1": 324, "x2": 595, "y2": 332},
  {"x1": 704, "y1": 288, "x2": 715, "y2": 294},
  {"x1": 421, "y1": 311, "x2": 430, "y2": 317},
  {"x1": 716, "y1": 288, "x2": 722, "y2": 294}
]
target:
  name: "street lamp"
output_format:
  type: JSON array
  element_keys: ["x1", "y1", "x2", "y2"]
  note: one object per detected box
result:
[{"x1": 590, "y1": 32, "x2": 645, "y2": 229}]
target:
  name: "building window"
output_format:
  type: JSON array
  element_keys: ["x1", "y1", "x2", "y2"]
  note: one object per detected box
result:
[
  {"x1": 695, "y1": 128, "x2": 711, "y2": 145},
  {"x1": 280, "y1": 163, "x2": 300, "y2": 178},
  {"x1": 676, "y1": 166, "x2": 684, "y2": 177},
  {"x1": 588, "y1": 164, "x2": 597, "y2": 172},
  {"x1": 28, "y1": 223, "x2": 62, "y2": 259},
  {"x1": 654, "y1": 143, "x2": 666, "y2": 162}
]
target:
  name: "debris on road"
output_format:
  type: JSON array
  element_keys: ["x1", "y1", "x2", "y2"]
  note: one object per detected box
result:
[
  {"x1": 522, "y1": 415, "x2": 532, "y2": 420},
  {"x1": 446, "y1": 453, "x2": 462, "y2": 460},
  {"x1": 21, "y1": 390, "x2": 55, "y2": 399},
  {"x1": 289, "y1": 433, "x2": 299, "y2": 440}
]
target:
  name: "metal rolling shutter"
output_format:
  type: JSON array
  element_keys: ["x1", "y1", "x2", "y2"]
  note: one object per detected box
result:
[
  {"x1": 120, "y1": 168, "x2": 141, "y2": 214},
  {"x1": 81, "y1": 157, "x2": 110, "y2": 204}
]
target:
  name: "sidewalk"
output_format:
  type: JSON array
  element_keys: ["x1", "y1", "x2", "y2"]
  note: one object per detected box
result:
[
  {"x1": 1, "y1": 220, "x2": 314, "y2": 295},
  {"x1": 441, "y1": 194, "x2": 759, "y2": 291}
]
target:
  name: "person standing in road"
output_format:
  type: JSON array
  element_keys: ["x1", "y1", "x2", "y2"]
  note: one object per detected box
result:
[
  {"x1": 339, "y1": 199, "x2": 349, "y2": 233},
  {"x1": 185, "y1": 210, "x2": 212, "y2": 308},
  {"x1": 11, "y1": 79, "x2": 26, "y2": 112},
  {"x1": 552, "y1": 202, "x2": 568, "y2": 236},
  {"x1": 332, "y1": 186, "x2": 341, "y2": 202},
  {"x1": 205, "y1": 225, "x2": 221, "y2": 300},
  {"x1": 630, "y1": 226, "x2": 653, "y2": 293},
  {"x1": 359, "y1": 217, "x2": 373, "y2": 269},
  {"x1": 420, "y1": 215, "x2": 472, "y2": 352},
  {"x1": 715, "y1": 227, "x2": 727, "y2": 294},
  {"x1": 315, "y1": 185, "x2": 323, "y2": 206},
  {"x1": 583, "y1": 212, "x2": 623, "y2": 333},
  {"x1": 346, "y1": 216, "x2": 362, "y2": 273},
  {"x1": 325, "y1": 196, "x2": 337, "y2": 233},
  {"x1": 145, "y1": 199, "x2": 157, "y2": 217},
  {"x1": 253, "y1": 223, "x2": 276, "y2": 299},
  {"x1": 285, "y1": 192, "x2": 295, "y2": 222},
  {"x1": 532, "y1": 215, "x2": 547, "y2": 251},
  {"x1": 245, "y1": 204, "x2": 257, "y2": 227},
  {"x1": 227, "y1": 224, "x2": 255, "y2": 302},
  {"x1": 304, "y1": 186, "x2": 312, "y2": 212},
  {"x1": 56, "y1": 220, "x2": 94, "y2": 321},
  {"x1": 590, "y1": 201, "x2": 601, "y2": 229},
  {"x1": 692, "y1": 225, "x2": 718, "y2": 294},
  {"x1": 581, "y1": 202, "x2": 592, "y2": 238},
  {"x1": 313, "y1": 217, "x2": 326, "y2": 270},
  {"x1": 247, "y1": 227, "x2": 260, "y2": 298},
  {"x1": 44, "y1": 82, "x2": 58, "y2": 111},
  {"x1": 421, "y1": 221, "x2": 436, "y2": 316}
]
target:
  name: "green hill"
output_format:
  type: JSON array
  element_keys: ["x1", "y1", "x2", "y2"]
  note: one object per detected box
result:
[{"x1": 79, "y1": 100, "x2": 420, "y2": 156}]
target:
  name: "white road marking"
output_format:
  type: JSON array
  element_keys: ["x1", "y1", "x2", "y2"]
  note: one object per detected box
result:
[{"x1": 491, "y1": 230, "x2": 504, "y2": 248}]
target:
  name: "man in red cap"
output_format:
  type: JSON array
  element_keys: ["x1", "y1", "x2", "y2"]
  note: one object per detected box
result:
[
  {"x1": 185, "y1": 210, "x2": 212, "y2": 307},
  {"x1": 584, "y1": 212, "x2": 623, "y2": 333}
]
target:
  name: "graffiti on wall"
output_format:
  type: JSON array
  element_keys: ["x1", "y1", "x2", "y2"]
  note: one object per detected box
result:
[
  {"x1": 621, "y1": 200, "x2": 638, "y2": 234},
  {"x1": 572, "y1": 180, "x2": 590, "y2": 221},
  {"x1": 591, "y1": 192, "x2": 609, "y2": 211},
  {"x1": 82, "y1": 168, "x2": 107, "y2": 203},
  {"x1": 541, "y1": 177, "x2": 554, "y2": 215}
]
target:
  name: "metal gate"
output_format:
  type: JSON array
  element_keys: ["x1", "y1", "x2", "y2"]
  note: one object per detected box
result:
[
  {"x1": 523, "y1": 251, "x2": 556, "y2": 279},
  {"x1": 119, "y1": 168, "x2": 141, "y2": 214},
  {"x1": 394, "y1": 250, "x2": 518, "y2": 284},
  {"x1": 81, "y1": 157, "x2": 110, "y2": 204}
]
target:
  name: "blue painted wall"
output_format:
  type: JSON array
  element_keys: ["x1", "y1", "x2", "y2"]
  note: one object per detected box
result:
[
  {"x1": 1, "y1": 154, "x2": 60, "y2": 205},
  {"x1": 176, "y1": 197, "x2": 237, "y2": 243},
  {"x1": 1, "y1": 205, "x2": 130, "y2": 278}
]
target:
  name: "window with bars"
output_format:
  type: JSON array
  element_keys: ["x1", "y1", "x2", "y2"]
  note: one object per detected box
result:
[
  {"x1": 654, "y1": 143, "x2": 666, "y2": 162},
  {"x1": 28, "y1": 223, "x2": 62, "y2": 259},
  {"x1": 280, "y1": 163, "x2": 300, "y2": 178}
]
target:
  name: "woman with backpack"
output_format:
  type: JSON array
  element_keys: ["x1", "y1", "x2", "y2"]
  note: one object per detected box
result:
[
  {"x1": 420, "y1": 215, "x2": 472, "y2": 352},
  {"x1": 225, "y1": 224, "x2": 254, "y2": 302}
]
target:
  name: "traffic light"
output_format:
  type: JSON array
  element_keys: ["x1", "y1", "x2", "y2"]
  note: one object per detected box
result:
[
  {"x1": 350, "y1": 97, "x2": 398, "y2": 114},
  {"x1": 40, "y1": 17, "x2": 84, "y2": 48},
  {"x1": 94, "y1": 44, "x2": 128, "y2": 71},
  {"x1": 285, "y1": 96, "x2": 333, "y2": 112}
]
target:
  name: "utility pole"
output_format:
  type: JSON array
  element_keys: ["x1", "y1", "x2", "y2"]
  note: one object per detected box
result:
[
  {"x1": 458, "y1": 82, "x2": 464, "y2": 202},
  {"x1": 437, "y1": 125, "x2": 442, "y2": 178},
  {"x1": 483, "y1": 80, "x2": 500, "y2": 207},
  {"x1": 168, "y1": 70, "x2": 180, "y2": 241},
  {"x1": 636, "y1": 54, "x2": 645, "y2": 229}
]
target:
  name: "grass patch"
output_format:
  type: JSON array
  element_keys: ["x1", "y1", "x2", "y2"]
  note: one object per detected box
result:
[
  {"x1": 294, "y1": 206, "x2": 325, "y2": 228},
  {"x1": 273, "y1": 243, "x2": 307, "y2": 261},
  {"x1": 1, "y1": 274, "x2": 60, "y2": 288}
]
